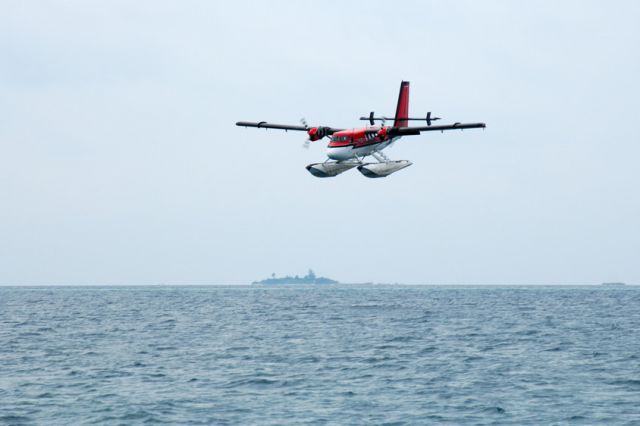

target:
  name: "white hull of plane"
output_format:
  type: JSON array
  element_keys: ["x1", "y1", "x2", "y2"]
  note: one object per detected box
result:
[{"x1": 325, "y1": 137, "x2": 399, "y2": 161}]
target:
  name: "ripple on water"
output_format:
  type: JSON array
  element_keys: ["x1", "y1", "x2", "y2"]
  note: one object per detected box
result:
[{"x1": 1, "y1": 286, "x2": 639, "y2": 424}]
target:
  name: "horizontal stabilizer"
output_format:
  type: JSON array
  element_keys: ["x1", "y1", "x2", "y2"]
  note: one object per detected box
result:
[{"x1": 359, "y1": 113, "x2": 441, "y2": 125}]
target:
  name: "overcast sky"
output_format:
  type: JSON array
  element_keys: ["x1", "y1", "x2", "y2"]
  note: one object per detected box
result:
[{"x1": 1, "y1": 1, "x2": 639, "y2": 285}]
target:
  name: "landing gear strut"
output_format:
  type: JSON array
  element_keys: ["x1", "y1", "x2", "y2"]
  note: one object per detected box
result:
[{"x1": 372, "y1": 150, "x2": 390, "y2": 163}]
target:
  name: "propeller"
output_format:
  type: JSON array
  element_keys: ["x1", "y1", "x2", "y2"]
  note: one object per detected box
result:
[
  {"x1": 300, "y1": 118, "x2": 311, "y2": 149},
  {"x1": 301, "y1": 118, "x2": 330, "y2": 147}
]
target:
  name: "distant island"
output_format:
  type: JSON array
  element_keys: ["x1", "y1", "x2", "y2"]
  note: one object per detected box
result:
[
  {"x1": 601, "y1": 282, "x2": 626, "y2": 286},
  {"x1": 253, "y1": 269, "x2": 339, "y2": 285}
]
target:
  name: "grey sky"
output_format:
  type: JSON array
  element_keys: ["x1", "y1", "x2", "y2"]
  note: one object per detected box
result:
[{"x1": 1, "y1": 1, "x2": 639, "y2": 285}]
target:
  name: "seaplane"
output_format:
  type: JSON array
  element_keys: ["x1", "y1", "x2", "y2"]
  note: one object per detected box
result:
[{"x1": 236, "y1": 81, "x2": 486, "y2": 178}]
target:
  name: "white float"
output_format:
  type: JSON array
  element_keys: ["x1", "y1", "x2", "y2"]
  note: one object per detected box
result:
[
  {"x1": 357, "y1": 160, "x2": 412, "y2": 178},
  {"x1": 306, "y1": 162, "x2": 359, "y2": 178}
]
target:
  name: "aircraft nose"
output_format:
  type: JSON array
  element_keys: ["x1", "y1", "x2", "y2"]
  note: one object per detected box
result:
[{"x1": 327, "y1": 147, "x2": 344, "y2": 160}]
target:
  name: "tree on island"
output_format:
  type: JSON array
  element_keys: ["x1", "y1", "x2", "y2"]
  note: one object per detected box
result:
[{"x1": 253, "y1": 269, "x2": 338, "y2": 285}]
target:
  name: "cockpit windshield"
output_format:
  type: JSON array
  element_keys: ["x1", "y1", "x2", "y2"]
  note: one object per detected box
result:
[{"x1": 331, "y1": 135, "x2": 351, "y2": 142}]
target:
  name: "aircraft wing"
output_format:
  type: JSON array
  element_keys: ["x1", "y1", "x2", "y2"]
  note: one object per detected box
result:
[
  {"x1": 236, "y1": 121, "x2": 343, "y2": 135},
  {"x1": 392, "y1": 122, "x2": 486, "y2": 135}
]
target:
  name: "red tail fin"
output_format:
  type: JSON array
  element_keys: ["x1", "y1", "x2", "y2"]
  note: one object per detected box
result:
[{"x1": 394, "y1": 81, "x2": 410, "y2": 128}]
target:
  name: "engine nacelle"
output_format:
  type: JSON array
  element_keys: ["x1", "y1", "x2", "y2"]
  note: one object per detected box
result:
[
  {"x1": 307, "y1": 126, "x2": 330, "y2": 141},
  {"x1": 357, "y1": 160, "x2": 412, "y2": 178},
  {"x1": 307, "y1": 127, "x2": 321, "y2": 141},
  {"x1": 306, "y1": 162, "x2": 358, "y2": 178},
  {"x1": 377, "y1": 127, "x2": 389, "y2": 140}
]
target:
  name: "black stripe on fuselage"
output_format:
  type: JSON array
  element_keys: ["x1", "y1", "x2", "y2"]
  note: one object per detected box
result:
[{"x1": 329, "y1": 139, "x2": 389, "y2": 150}]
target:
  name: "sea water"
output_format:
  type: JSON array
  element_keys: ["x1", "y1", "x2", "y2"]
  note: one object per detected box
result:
[{"x1": 1, "y1": 286, "x2": 639, "y2": 425}]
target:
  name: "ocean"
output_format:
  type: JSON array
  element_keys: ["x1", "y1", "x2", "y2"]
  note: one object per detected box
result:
[{"x1": 1, "y1": 286, "x2": 639, "y2": 425}]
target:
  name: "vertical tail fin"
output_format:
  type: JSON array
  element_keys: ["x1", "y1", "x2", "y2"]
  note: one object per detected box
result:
[{"x1": 394, "y1": 81, "x2": 410, "y2": 128}]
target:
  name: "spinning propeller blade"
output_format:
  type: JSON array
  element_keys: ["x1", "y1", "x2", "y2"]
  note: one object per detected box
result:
[{"x1": 300, "y1": 118, "x2": 310, "y2": 149}]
